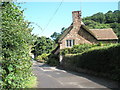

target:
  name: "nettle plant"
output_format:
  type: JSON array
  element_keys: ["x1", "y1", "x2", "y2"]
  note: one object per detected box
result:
[{"x1": 1, "y1": 2, "x2": 34, "y2": 88}]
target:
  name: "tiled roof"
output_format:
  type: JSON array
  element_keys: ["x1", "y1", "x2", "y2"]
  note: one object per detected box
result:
[{"x1": 89, "y1": 28, "x2": 118, "y2": 40}]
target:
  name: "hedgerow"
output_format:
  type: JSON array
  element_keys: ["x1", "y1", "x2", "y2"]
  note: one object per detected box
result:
[
  {"x1": 47, "y1": 54, "x2": 60, "y2": 66},
  {"x1": 1, "y1": 2, "x2": 35, "y2": 88},
  {"x1": 61, "y1": 44, "x2": 120, "y2": 81},
  {"x1": 60, "y1": 43, "x2": 112, "y2": 55}
]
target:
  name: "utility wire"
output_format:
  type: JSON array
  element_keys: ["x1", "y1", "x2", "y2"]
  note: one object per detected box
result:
[
  {"x1": 29, "y1": 0, "x2": 64, "y2": 35},
  {"x1": 31, "y1": 22, "x2": 43, "y2": 31},
  {"x1": 43, "y1": 0, "x2": 64, "y2": 31}
]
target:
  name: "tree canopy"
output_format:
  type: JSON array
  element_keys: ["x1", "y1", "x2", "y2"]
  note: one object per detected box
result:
[
  {"x1": 31, "y1": 36, "x2": 54, "y2": 57},
  {"x1": 50, "y1": 27, "x2": 66, "y2": 43}
]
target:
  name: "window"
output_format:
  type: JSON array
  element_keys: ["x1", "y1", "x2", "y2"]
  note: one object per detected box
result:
[{"x1": 66, "y1": 39, "x2": 75, "y2": 47}]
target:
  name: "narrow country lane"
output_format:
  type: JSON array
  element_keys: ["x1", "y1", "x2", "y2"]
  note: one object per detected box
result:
[{"x1": 32, "y1": 61, "x2": 119, "y2": 89}]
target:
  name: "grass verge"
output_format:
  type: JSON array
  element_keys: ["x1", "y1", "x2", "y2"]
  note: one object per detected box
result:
[{"x1": 25, "y1": 76, "x2": 37, "y2": 88}]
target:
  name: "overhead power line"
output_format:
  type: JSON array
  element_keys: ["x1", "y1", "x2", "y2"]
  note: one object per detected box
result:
[
  {"x1": 31, "y1": 22, "x2": 43, "y2": 31},
  {"x1": 43, "y1": 0, "x2": 64, "y2": 31}
]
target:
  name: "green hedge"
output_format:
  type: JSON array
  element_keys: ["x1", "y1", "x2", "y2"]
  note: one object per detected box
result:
[
  {"x1": 61, "y1": 44, "x2": 120, "y2": 81},
  {"x1": 1, "y1": 2, "x2": 35, "y2": 88},
  {"x1": 60, "y1": 43, "x2": 112, "y2": 55},
  {"x1": 47, "y1": 54, "x2": 60, "y2": 66}
]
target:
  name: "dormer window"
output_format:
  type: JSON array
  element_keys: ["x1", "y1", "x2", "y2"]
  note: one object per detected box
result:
[{"x1": 66, "y1": 39, "x2": 75, "y2": 47}]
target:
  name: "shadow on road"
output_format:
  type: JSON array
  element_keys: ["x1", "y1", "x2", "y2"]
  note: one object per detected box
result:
[
  {"x1": 57, "y1": 66, "x2": 119, "y2": 89},
  {"x1": 33, "y1": 61, "x2": 119, "y2": 89}
]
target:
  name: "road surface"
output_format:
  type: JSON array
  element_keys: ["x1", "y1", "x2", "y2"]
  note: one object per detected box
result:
[{"x1": 32, "y1": 61, "x2": 119, "y2": 89}]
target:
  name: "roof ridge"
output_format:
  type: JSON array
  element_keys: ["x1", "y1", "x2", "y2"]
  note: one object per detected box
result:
[{"x1": 58, "y1": 25, "x2": 73, "y2": 42}]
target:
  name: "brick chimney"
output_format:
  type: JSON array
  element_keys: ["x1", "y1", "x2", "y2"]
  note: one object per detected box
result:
[{"x1": 72, "y1": 11, "x2": 81, "y2": 27}]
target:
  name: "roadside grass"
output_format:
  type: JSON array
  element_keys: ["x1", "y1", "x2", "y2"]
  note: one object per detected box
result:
[{"x1": 25, "y1": 76, "x2": 37, "y2": 88}]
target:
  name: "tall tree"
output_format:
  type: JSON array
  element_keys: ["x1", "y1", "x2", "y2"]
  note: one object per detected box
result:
[{"x1": 1, "y1": 2, "x2": 34, "y2": 88}]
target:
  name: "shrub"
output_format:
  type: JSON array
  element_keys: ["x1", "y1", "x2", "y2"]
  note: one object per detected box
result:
[
  {"x1": 35, "y1": 55, "x2": 43, "y2": 62},
  {"x1": 40, "y1": 53, "x2": 49, "y2": 61},
  {"x1": 47, "y1": 54, "x2": 60, "y2": 66},
  {"x1": 60, "y1": 44, "x2": 98, "y2": 55},
  {"x1": 71, "y1": 44, "x2": 94, "y2": 54},
  {"x1": 1, "y1": 2, "x2": 35, "y2": 88},
  {"x1": 35, "y1": 53, "x2": 49, "y2": 63},
  {"x1": 60, "y1": 48, "x2": 71, "y2": 55},
  {"x1": 60, "y1": 43, "x2": 116, "y2": 55}
]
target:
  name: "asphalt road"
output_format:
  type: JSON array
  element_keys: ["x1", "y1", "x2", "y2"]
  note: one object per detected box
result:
[{"x1": 32, "y1": 61, "x2": 119, "y2": 89}]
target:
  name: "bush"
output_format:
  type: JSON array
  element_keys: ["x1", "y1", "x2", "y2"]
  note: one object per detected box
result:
[
  {"x1": 35, "y1": 53, "x2": 49, "y2": 63},
  {"x1": 60, "y1": 43, "x2": 116, "y2": 55},
  {"x1": 47, "y1": 54, "x2": 60, "y2": 66},
  {"x1": 1, "y1": 2, "x2": 35, "y2": 88},
  {"x1": 60, "y1": 44, "x2": 98, "y2": 55},
  {"x1": 71, "y1": 44, "x2": 94, "y2": 54},
  {"x1": 60, "y1": 48, "x2": 71, "y2": 55}
]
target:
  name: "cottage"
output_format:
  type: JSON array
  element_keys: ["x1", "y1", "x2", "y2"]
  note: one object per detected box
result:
[{"x1": 53, "y1": 11, "x2": 118, "y2": 54}]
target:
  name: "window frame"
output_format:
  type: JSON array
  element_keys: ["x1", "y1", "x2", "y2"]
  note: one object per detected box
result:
[{"x1": 66, "y1": 39, "x2": 75, "y2": 47}]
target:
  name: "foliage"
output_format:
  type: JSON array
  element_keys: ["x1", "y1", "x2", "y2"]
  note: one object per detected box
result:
[
  {"x1": 83, "y1": 12, "x2": 106, "y2": 23},
  {"x1": 35, "y1": 53, "x2": 49, "y2": 63},
  {"x1": 50, "y1": 27, "x2": 66, "y2": 43},
  {"x1": 35, "y1": 55, "x2": 42, "y2": 62},
  {"x1": 47, "y1": 54, "x2": 60, "y2": 66},
  {"x1": 60, "y1": 43, "x2": 111, "y2": 55},
  {"x1": 1, "y1": 2, "x2": 35, "y2": 88},
  {"x1": 31, "y1": 36, "x2": 54, "y2": 57},
  {"x1": 61, "y1": 44, "x2": 120, "y2": 81},
  {"x1": 83, "y1": 10, "x2": 119, "y2": 23},
  {"x1": 71, "y1": 44, "x2": 96, "y2": 54},
  {"x1": 60, "y1": 48, "x2": 71, "y2": 55},
  {"x1": 25, "y1": 76, "x2": 37, "y2": 88},
  {"x1": 50, "y1": 32, "x2": 61, "y2": 43},
  {"x1": 82, "y1": 20, "x2": 110, "y2": 29}
]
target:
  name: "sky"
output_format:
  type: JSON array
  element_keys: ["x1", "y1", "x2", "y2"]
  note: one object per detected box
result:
[{"x1": 18, "y1": 1, "x2": 119, "y2": 37}]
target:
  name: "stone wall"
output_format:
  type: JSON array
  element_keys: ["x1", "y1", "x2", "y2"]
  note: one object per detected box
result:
[{"x1": 60, "y1": 26, "x2": 92, "y2": 49}]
